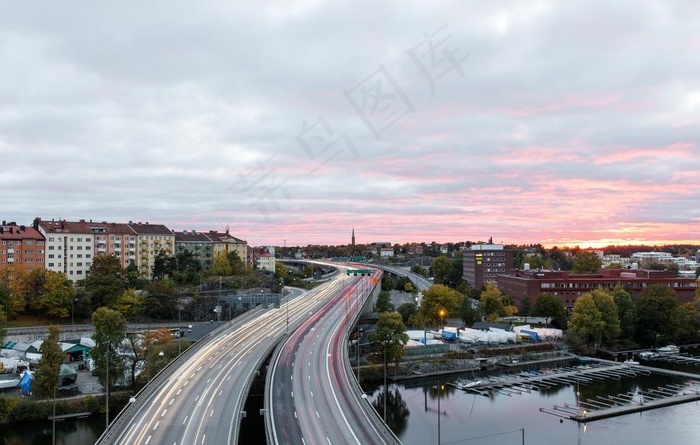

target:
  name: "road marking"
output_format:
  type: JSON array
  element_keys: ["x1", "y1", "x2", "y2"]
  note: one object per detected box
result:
[
  {"x1": 184, "y1": 380, "x2": 189, "y2": 386},
  {"x1": 207, "y1": 378, "x2": 211, "y2": 384},
  {"x1": 291, "y1": 391, "x2": 294, "y2": 398},
  {"x1": 201, "y1": 434, "x2": 206, "y2": 444},
  {"x1": 145, "y1": 435, "x2": 152, "y2": 444},
  {"x1": 218, "y1": 390, "x2": 223, "y2": 397},
  {"x1": 310, "y1": 391, "x2": 314, "y2": 398},
  {"x1": 195, "y1": 395, "x2": 199, "y2": 402},
  {"x1": 227, "y1": 374, "x2": 232, "y2": 381},
  {"x1": 169, "y1": 398, "x2": 174, "y2": 406},
  {"x1": 308, "y1": 375, "x2": 310, "y2": 380},
  {"x1": 326, "y1": 437, "x2": 332, "y2": 444},
  {"x1": 197, "y1": 366, "x2": 202, "y2": 371},
  {"x1": 294, "y1": 411, "x2": 297, "y2": 419},
  {"x1": 161, "y1": 409, "x2": 167, "y2": 417},
  {"x1": 316, "y1": 411, "x2": 320, "y2": 418},
  {"x1": 153, "y1": 421, "x2": 159, "y2": 430},
  {"x1": 210, "y1": 409, "x2": 214, "y2": 417},
  {"x1": 177, "y1": 389, "x2": 182, "y2": 396},
  {"x1": 191, "y1": 373, "x2": 196, "y2": 378}
]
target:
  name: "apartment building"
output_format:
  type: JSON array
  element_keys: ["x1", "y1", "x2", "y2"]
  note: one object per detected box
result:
[
  {"x1": 33, "y1": 218, "x2": 94, "y2": 280},
  {"x1": 0, "y1": 221, "x2": 45, "y2": 271},
  {"x1": 208, "y1": 229, "x2": 248, "y2": 265},
  {"x1": 86, "y1": 221, "x2": 138, "y2": 269},
  {"x1": 128, "y1": 222, "x2": 175, "y2": 279},
  {"x1": 174, "y1": 230, "x2": 214, "y2": 269}
]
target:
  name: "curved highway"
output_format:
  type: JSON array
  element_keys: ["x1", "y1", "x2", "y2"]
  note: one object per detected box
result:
[
  {"x1": 267, "y1": 270, "x2": 401, "y2": 445},
  {"x1": 99, "y1": 282, "x2": 341, "y2": 445}
]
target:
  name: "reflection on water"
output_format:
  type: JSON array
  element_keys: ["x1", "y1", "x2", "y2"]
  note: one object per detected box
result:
[
  {"x1": 370, "y1": 366, "x2": 700, "y2": 445},
  {"x1": 372, "y1": 385, "x2": 411, "y2": 436},
  {"x1": 0, "y1": 415, "x2": 105, "y2": 445}
]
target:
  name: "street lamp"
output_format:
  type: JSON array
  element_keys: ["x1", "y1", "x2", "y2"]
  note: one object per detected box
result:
[
  {"x1": 71, "y1": 297, "x2": 78, "y2": 332},
  {"x1": 439, "y1": 309, "x2": 446, "y2": 328},
  {"x1": 383, "y1": 334, "x2": 391, "y2": 421}
]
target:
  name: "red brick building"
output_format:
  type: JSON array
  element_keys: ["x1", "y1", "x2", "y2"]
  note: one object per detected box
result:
[
  {"x1": 497, "y1": 268, "x2": 698, "y2": 312},
  {"x1": 0, "y1": 221, "x2": 45, "y2": 271}
]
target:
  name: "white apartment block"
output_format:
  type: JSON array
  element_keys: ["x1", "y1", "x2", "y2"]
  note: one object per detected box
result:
[{"x1": 34, "y1": 218, "x2": 94, "y2": 281}]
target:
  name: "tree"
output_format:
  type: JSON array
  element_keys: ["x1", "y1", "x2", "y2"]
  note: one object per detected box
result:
[
  {"x1": 403, "y1": 281, "x2": 414, "y2": 293},
  {"x1": 209, "y1": 252, "x2": 233, "y2": 276},
  {"x1": 568, "y1": 294, "x2": 604, "y2": 347},
  {"x1": 91, "y1": 307, "x2": 127, "y2": 390},
  {"x1": 635, "y1": 284, "x2": 692, "y2": 346},
  {"x1": 369, "y1": 312, "x2": 409, "y2": 373},
  {"x1": 34, "y1": 325, "x2": 64, "y2": 397},
  {"x1": 533, "y1": 293, "x2": 568, "y2": 329},
  {"x1": 410, "y1": 265, "x2": 428, "y2": 277},
  {"x1": 480, "y1": 284, "x2": 505, "y2": 321},
  {"x1": 519, "y1": 297, "x2": 532, "y2": 317},
  {"x1": 612, "y1": 285, "x2": 636, "y2": 340},
  {"x1": 143, "y1": 278, "x2": 179, "y2": 319},
  {"x1": 29, "y1": 270, "x2": 75, "y2": 319},
  {"x1": 114, "y1": 289, "x2": 145, "y2": 320},
  {"x1": 227, "y1": 251, "x2": 246, "y2": 275},
  {"x1": 459, "y1": 297, "x2": 477, "y2": 327},
  {"x1": 396, "y1": 302, "x2": 418, "y2": 326},
  {"x1": 0, "y1": 304, "x2": 7, "y2": 352},
  {"x1": 573, "y1": 251, "x2": 602, "y2": 274},
  {"x1": 521, "y1": 255, "x2": 551, "y2": 270},
  {"x1": 0, "y1": 263, "x2": 29, "y2": 318},
  {"x1": 376, "y1": 291, "x2": 395, "y2": 313},
  {"x1": 589, "y1": 289, "x2": 620, "y2": 344},
  {"x1": 84, "y1": 254, "x2": 125, "y2": 310},
  {"x1": 430, "y1": 256, "x2": 453, "y2": 286},
  {"x1": 420, "y1": 284, "x2": 463, "y2": 325},
  {"x1": 381, "y1": 275, "x2": 395, "y2": 292}
]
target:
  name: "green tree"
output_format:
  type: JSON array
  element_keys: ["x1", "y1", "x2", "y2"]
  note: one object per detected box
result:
[
  {"x1": 407, "y1": 312, "x2": 431, "y2": 329},
  {"x1": 396, "y1": 302, "x2": 418, "y2": 326},
  {"x1": 568, "y1": 294, "x2": 604, "y2": 347},
  {"x1": 91, "y1": 307, "x2": 127, "y2": 390},
  {"x1": 376, "y1": 291, "x2": 395, "y2": 313},
  {"x1": 381, "y1": 275, "x2": 395, "y2": 292},
  {"x1": 480, "y1": 284, "x2": 505, "y2": 320},
  {"x1": 403, "y1": 281, "x2": 414, "y2": 293},
  {"x1": 209, "y1": 252, "x2": 233, "y2": 276},
  {"x1": 533, "y1": 293, "x2": 568, "y2": 329},
  {"x1": 430, "y1": 256, "x2": 453, "y2": 286},
  {"x1": 143, "y1": 278, "x2": 178, "y2": 319},
  {"x1": 84, "y1": 254, "x2": 125, "y2": 310},
  {"x1": 124, "y1": 262, "x2": 146, "y2": 289},
  {"x1": 519, "y1": 297, "x2": 532, "y2": 317},
  {"x1": 35, "y1": 271, "x2": 75, "y2": 319},
  {"x1": 227, "y1": 251, "x2": 246, "y2": 275},
  {"x1": 612, "y1": 285, "x2": 637, "y2": 340},
  {"x1": 521, "y1": 255, "x2": 551, "y2": 270},
  {"x1": 34, "y1": 325, "x2": 64, "y2": 397},
  {"x1": 459, "y1": 297, "x2": 477, "y2": 327},
  {"x1": 635, "y1": 284, "x2": 692, "y2": 346},
  {"x1": 420, "y1": 284, "x2": 463, "y2": 325},
  {"x1": 589, "y1": 289, "x2": 621, "y2": 344},
  {"x1": 369, "y1": 312, "x2": 409, "y2": 373},
  {"x1": 410, "y1": 265, "x2": 428, "y2": 277},
  {"x1": 573, "y1": 251, "x2": 602, "y2": 274},
  {"x1": 114, "y1": 289, "x2": 145, "y2": 320}
]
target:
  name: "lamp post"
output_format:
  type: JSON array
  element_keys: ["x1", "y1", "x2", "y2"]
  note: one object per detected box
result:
[
  {"x1": 106, "y1": 347, "x2": 110, "y2": 430},
  {"x1": 71, "y1": 297, "x2": 78, "y2": 332},
  {"x1": 383, "y1": 334, "x2": 391, "y2": 421}
]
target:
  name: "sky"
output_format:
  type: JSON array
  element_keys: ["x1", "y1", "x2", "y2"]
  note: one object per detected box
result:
[{"x1": 1, "y1": 1, "x2": 699, "y2": 248}]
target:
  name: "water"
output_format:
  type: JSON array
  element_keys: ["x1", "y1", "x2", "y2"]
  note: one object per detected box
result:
[
  {"x1": 0, "y1": 415, "x2": 105, "y2": 445},
  {"x1": 369, "y1": 370, "x2": 700, "y2": 445}
]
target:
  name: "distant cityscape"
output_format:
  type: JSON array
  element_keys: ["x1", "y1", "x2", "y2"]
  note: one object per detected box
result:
[{"x1": 1, "y1": 218, "x2": 698, "y2": 312}]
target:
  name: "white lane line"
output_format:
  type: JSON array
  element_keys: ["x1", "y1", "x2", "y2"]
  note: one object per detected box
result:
[
  {"x1": 145, "y1": 435, "x2": 152, "y2": 444},
  {"x1": 227, "y1": 374, "x2": 232, "y2": 381},
  {"x1": 184, "y1": 380, "x2": 189, "y2": 386},
  {"x1": 201, "y1": 434, "x2": 206, "y2": 444},
  {"x1": 191, "y1": 373, "x2": 195, "y2": 379},
  {"x1": 153, "y1": 421, "x2": 159, "y2": 430},
  {"x1": 206, "y1": 378, "x2": 211, "y2": 384},
  {"x1": 197, "y1": 366, "x2": 202, "y2": 371},
  {"x1": 210, "y1": 409, "x2": 214, "y2": 417},
  {"x1": 310, "y1": 391, "x2": 314, "y2": 398},
  {"x1": 316, "y1": 411, "x2": 320, "y2": 418},
  {"x1": 183, "y1": 415, "x2": 188, "y2": 424},
  {"x1": 169, "y1": 398, "x2": 175, "y2": 406},
  {"x1": 291, "y1": 391, "x2": 294, "y2": 398},
  {"x1": 177, "y1": 389, "x2": 182, "y2": 396},
  {"x1": 326, "y1": 437, "x2": 332, "y2": 444},
  {"x1": 195, "y1": 395, "x2": 200, "y2": 402},
  {"x1": 294, "y1": 411, "x2": 297, "y2": 419},
  {"x1": 218, "y1": 390, "x2": 223, "y2": 397},
  {"x1": 161, "y1": 409, "x2": 167, "y2": 417}
]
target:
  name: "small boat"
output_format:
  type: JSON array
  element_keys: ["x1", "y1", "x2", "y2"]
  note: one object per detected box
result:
[
  {"x1": 656, "y1": 345, "x2": 680, "y2": 355},
  {"x1": 623, "y1": 359, "x2": 639, "y2": 365},
  {"x1": 639, "y1": 351, "x2": 656, "y2": 360}
]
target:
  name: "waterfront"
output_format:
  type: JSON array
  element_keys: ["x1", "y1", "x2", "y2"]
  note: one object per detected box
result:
[{"x1": 369, "y1": 367, "x2": 700, "y2": 445}]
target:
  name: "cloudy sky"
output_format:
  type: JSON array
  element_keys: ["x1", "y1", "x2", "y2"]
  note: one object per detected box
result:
[{"x1": 1, "y1": 1, "x2": 699, "y2": 247}]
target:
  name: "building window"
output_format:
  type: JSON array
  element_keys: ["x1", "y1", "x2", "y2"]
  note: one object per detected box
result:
[
  {"x1": 49, "y1": 254, "x2": 55, "y2": 259},
  {"x1": 48, "y1": 263, "x2": 54, "y2": 267}
]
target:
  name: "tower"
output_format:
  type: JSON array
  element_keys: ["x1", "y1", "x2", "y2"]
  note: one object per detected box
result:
[{"x1": 352, "y1": 228, "x2": 355, "y2": 246}]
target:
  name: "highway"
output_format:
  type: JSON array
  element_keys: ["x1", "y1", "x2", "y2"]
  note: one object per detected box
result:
[
  {"x1": 375, "y1": 264, "x2": 432, "y2": 292},
  {"x1": 267, "y1": 271, "x2": 401, "y2": 445},
  {"x1": 98, "y1": 281, "x2": 342, "y2": 445}
]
